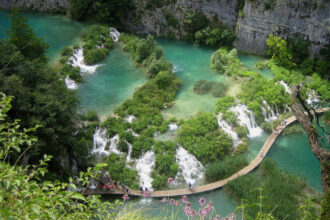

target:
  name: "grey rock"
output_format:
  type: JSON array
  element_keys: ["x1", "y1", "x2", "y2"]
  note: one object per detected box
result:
[{"x1": 0, "y1": 0, "x2": 69, "y2": 12}]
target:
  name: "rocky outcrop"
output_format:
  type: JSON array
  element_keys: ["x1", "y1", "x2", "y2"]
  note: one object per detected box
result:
[
  {"x1": 235, "y1": 0, "x2": 330, "y2": 55},
  {"x1": 124, "y1": 0, "x2": 238, "y2": 37},
  {"x1": 0, "y1": 0, "x2": 69, "y2": 12}
]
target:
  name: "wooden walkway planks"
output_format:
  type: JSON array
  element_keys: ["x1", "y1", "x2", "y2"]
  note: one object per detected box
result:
[{"x1": 83, "y1": 107, "x2": 329, "y2": 198}]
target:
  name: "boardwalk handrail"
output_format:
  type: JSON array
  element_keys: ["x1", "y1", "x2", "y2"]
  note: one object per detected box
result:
[{"x1": 83, "y1": 107, "x2": 329, "y2": 198}]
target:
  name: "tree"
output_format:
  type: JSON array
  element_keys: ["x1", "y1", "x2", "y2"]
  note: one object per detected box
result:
[
  {"x1": 0, "y1": 93, "x2": 120, "y2": 219},
  {"x1": 7, "y1": 9, "x2": 48, "y2": 62},
  {"x1": 266, "y1": 35, "x2": 294, "y2": 69},
  {"x1": 290, "y1": 84, "x2": 329, "y2": 220}
]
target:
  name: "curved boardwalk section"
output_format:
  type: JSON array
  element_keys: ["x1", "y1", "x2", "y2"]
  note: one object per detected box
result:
[{"x1": 83, "y1": 108, "x2": 329, "y2": 198}]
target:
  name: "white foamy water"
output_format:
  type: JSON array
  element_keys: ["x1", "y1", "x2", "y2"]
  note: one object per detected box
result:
[
  {"x1": 124, "y1": 115, "x2": 136, "y2": 124},
  {"x1": 168, "y1": 123, "x2": 179, "y2": 131},
  {"x1": 172, "y1": 65, "x2": 184, "y2": 73},
  {"x1": 92, "y1": 128, "x2": 122, "y2": 155},
  {"x1": 306, "y1": 91, "x2": 320, "y2": 107},
  {"x1": 109, "y1": 27, "x2": 121, "y2": 42},
  {"x1": 262, "y1": 99, "x2": 278, "y2": 122},
  {"x1": 175, "y1": 146, "x2": 204, "y2": 185},
  {"x1": 126, "y1": 142, "x2": 133, "y2": 163},
  {"x1": 69, "y1": 48, "x2": 101, "y2": 74},
  {"x1": 65, "y1": 75, "x2": 78, "y2": 90},
  {"x1": 217, "y1": 114, "x2": 241, "y2": 147},
  {"x1": 230, "y1": 104, "x2": 263, "y2": 138},
  {"x1": 279, "y1": 80, "x2": 292, "y2": 94},
  {"x1": 93, "y1": 127, "x2": 110, "y2": 155},
  {"x1": 136, "y1": 151, "x2": 155, "y2": 191}
]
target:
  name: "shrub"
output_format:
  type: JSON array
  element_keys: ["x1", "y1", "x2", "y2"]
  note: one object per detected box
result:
[
  {"x1": 86, "y1": 110, "x2": 99, "y2": 121},
  {"x1": 152, "y1": 175, "x2": 168, "y2": 190},
  {"x1": 205, "y1": 155, "x2": 248, "y2": 182}
]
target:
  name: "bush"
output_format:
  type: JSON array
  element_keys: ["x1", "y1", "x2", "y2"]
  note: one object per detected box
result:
[
  {"x1": 86, "y1": 111, "x2": 99, "y2": 121},
  {"x1": 215, "y1": 96, "x2": 236, "y2": 113},
  {"x1": 210, "y1": 48, "x2": 245, "y2": 76},
  {"x1": 118, "y1": 139, "x2": 128, "y2": 153},
  {"x1": 234, "y1": 125, "x2": 248, "y2": 138},
  {"x1": 205, "y1": 155, "x2": 248, "y2": 182},
  {"x1": 193, "y1": 80, "x2": 213, "y2": 94},
  {"x1": 152, "y1": 175, "x2": 168, "y2": 190},
  {"x1": 178, "y1": 112, "x2": 232, "y2": 164}
]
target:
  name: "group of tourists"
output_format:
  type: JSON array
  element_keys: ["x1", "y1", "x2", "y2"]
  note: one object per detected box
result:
[
  {"x1": 274, "y1": 120, "x2": 287, "y2": 134},
  {"x1": 98, "y1": 174, "x2": 129, "y2": 193}
]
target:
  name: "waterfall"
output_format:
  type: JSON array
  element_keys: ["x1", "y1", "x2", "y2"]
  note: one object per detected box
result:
[
  {"x1": 306, "y1": 91, "x2": 320, "y2": 107},
  {"x1": 279, "y1": 80, "x2": 292, "y2": 94},
  {"x1": 262, "y1": 99, "x2": 278, "y2": 122},
  {"x1": 69, "y1": 48, "x2": 101, "y2": 74},
  {"x1": 175, "y1": 146, "x2": 204, "y2": 185},
  {"x1": 92, "y1": 128, "x2": 121, "y2": 155},
  {"x1": 109, "y1": 27, "x2": 121, "y2": 42},
  {"x1": 217, "y1": 114, "x2": 241, "y2": 147},
  {"x1": 168, "y1": 123, "x2": 179, "y2": 131},
  {"x1": 230, "y1": 104, "x2": 263, "y2": 138},
  {"x1": 92, "y1": 127, "x2": 110, "y2": 155},
  {"x1": 124, "y1": 115, "x2": 136, "y2": 124},
  {"x1": 65, "y1": 75, "x2": 78, "y2": 90},
  {"x1": 126, "y1": 142, "x2": 133, "y2": 163},
  {"x1": 135, "y1": 151, "x2": 155, "y2": 191}
]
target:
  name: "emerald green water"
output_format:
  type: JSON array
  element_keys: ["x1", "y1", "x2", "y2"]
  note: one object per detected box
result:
[
  {"x1": 77, "y1": 46, "x2": 146, "y2": 120},
  {"x1": 0, "y1": 11, "x2": 325, "y2": 217},
  {"x1": 239, "y1": 54, "x2": 273, "y2": 79},
  {"x1": 0, "y1": 11, "x2": 86, "y2": 62}
]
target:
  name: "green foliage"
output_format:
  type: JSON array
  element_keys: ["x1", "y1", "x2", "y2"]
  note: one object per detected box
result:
[
  {"x1": 105, "y1": 154, "x2": 139, "y2": 189},
  {"x1": 226, "y1": 159, "x2": 310, "y2": 220},
  {"x1": 266, "y1": 35, "x2": 295, "y2": 69},
  {"x1": 85, "y1": 111, "x2": 99, "y2": 122},
  {"x1": 165, "y1": 12, "x2": 178, "y2": 27},
  {"x1": 183, "y1": 11, "x2": 209, "y2": 41},
  {"x1": 132, "y1": 135, "x2": 154, "y2": 158},
  {"x1": 288, "y1": 37, "x2": 311, "y2": 65},
  {"x1": 234, "y1": 125, "x2": 248, "y2": 138},
  {"x1": 0, "y1": 95, "x2": 120, "y2": 219},
  {"x1": 151, "y1": 174, "x2": 168, "y2": 190},
  {"x1": 102, "y1": 117, "x2": 129, "y2": 138},
  {"x1": 194, "y1": 26, "x2": 236, "y2": 47},
  {"x1": 193, "y1": 80, "x2": 228, "y2": 97},
  {"x1": 320, "y1": 189, "x2": 330, "y2": 220},
  {"x1": 210, "y1": 48, "x2": 249, "y2": 76},
  {"x1": 0, "y1": 39, "x2": 83, "y2": 175},
  {"x1": 205, "y1": 155, "x2": 248, "y2": 183},
  {"x1": 60, "y1": 64, "x2": 82, "y2": 82},
  {"x1": 264, "y1": 0, "x2": 277, "y2": 10},
  {"x1": 178, "y1": 112, "x2": 232, "y2": 164},
  {"x1": 68, "y1": 0, "x2": 132, "y2": 26},
  {"x1": 215, "y1": 96, "x2": 236, "y2": 113},
  {"x1": 309, "y1": 73, "x2": 330, "y2": 100},
  {"x1": 81, "y1": 25, "x2": 114, "y2": 65},
  {"x1": 7, "y1": 9, "x2": 49, "y2": 62}
]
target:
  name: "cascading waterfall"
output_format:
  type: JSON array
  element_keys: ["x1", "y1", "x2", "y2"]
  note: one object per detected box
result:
[
  {"x1": 262, "y1": 99, "x2": 278, "y2": 122},
  {"x1": 230, "y1": 104, "x2": 263, "y2": 138},
  {"x1": 279, "y1": 80, "x2": 292, "y2": 94},
  {"x1": 65, "y1": 75, "x2": 78, "y2": 90},
  {"x1": 92, "y1": 128, "x2": 121, "y2": 155},
  {"x1": 109, "y1": 27, "x2": 121, "y2": 42},
  {"x1": 306, "y1": 91, "x2": 320, "y2": 107},
  {"x1": 126, "y1": 142, "x2": 133, "y2": 164},
  {"x1": 92, "y1": 127, "x2": 110, "y2": 155},
  {"x1": 69, "y1": 47, "x2": 101, "y2": 74},
  {"x1": 168, "y1": 123, "x2": 179, "y2": 131},
  {"x1": 135, "y1": 151, "x2": 155, "y2": 190},
  {"x1": 175, "y1": 146, "x2": 204, "y2": 185},
  {"x1": 217, "y1": 114, "x2": 241, "y2": 147}
]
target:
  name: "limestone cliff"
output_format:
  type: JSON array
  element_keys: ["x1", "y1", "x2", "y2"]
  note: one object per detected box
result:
[
  {"x1": 0, "y1": 0, "x2": 69, "y2": 12},
  {"x1": 1, "y1": 0, "x2": 329, "y2": 55},
  {"x1": 235, "y1": 0, "x2": 330, "y2": 55}
]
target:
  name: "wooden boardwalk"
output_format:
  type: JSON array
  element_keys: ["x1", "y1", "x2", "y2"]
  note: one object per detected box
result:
[{"x1": 83, "y1": 107, "x2": 329, "y2": 198}]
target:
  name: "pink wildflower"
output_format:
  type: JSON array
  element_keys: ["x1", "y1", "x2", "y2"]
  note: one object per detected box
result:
[
  {"x1": 199, "y1": 197, "x2": 206, "y2": 206},
  {"x1": 143, "y1": 191, "x2": 150, "y2": 198},
  {"x1": 208, "y1": 201, "x2": 213, "y2": 207},
  {"x1": 176, "y1": 200, "x2": 181, "y2": 207},
  {"x1": 214, "y1": 215, "x2": 221, "y2": 220},
  {"x1": 122, "y1": 194, "x2": 129, "y2": 201},
  {"x1": 169, "y1": 199, "x2": 175, "y2": 205},
  {"x1": 161, "y1": 197, "x2": 167, "y2": 203},
  {"x1": 186, "y1": 202, "x2": 192, "y2": 207},
  {"x1": 181, "y1": 195, "x2": 188, "y2": 203},
  {"x1": 167, "y1": 177, "x2": 174, "y2": 184}
]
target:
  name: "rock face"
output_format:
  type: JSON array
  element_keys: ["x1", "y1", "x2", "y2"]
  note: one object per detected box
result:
[
  {"x1": 235, "y1": 0, "x2": 330, "y2": 55},
  {"x1": 1, "y1": 0, "x2": 329, "y2": 55},
  {"x1": 0, "y1": 0, "x2": 69, "y2": 12},
  {"x1": 124, "y1": 0, "x2": 238, "y2": 37}
]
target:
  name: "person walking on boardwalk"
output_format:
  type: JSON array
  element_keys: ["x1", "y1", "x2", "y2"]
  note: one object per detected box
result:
[
  {"x1": 140, "y1": 186, "x2": 144, "y2": 194},
  {"x1": 188, "y1": 182, "x2": 192, "y2": 190}
]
